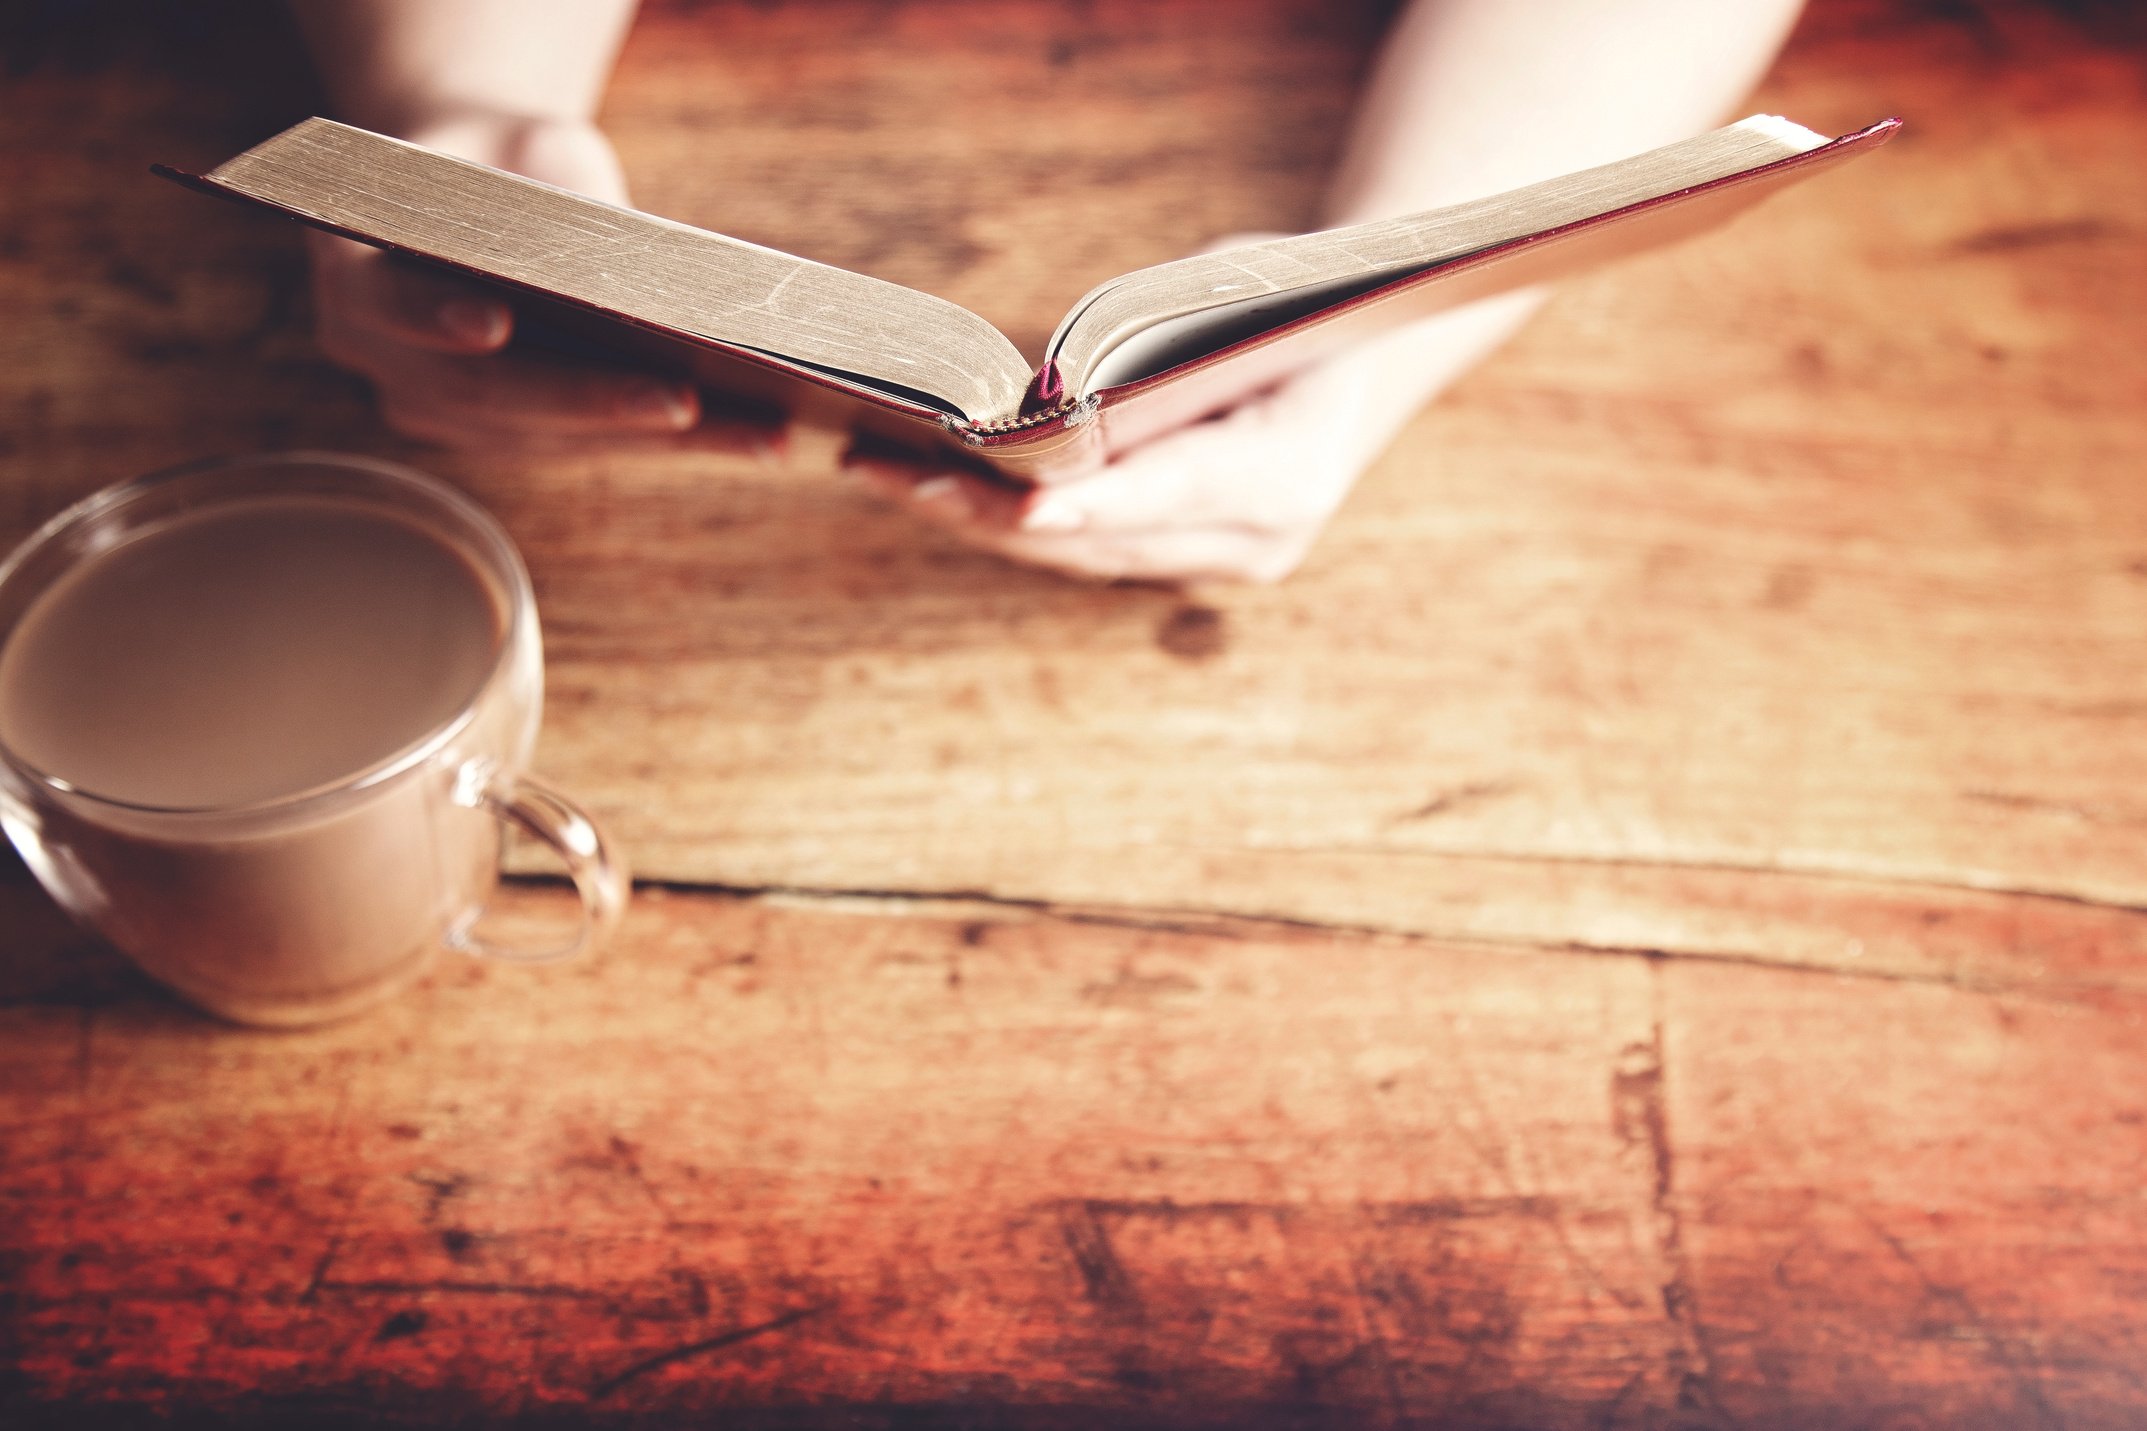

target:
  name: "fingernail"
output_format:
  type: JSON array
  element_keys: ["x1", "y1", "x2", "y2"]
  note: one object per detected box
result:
[
  {"x1": 911, "y1": 476, "x2": 973, "y2": 520},
  {"x1": 625, "y1": 382, "x2": 697, "y2": 429},
  {"x1": 1021, "y1": 496, "x2": 1085, "y2": 533},
  {"x1": 438, "y1": 297, "x2": 506, "y2": 346}
]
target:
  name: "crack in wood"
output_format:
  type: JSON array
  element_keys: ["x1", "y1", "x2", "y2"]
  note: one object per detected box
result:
[
  {"x1": 1611, "y1": 974, "x2": 1726, "y2": 1426},
  {"x1": 1963, "y1": 788, "x2": 2147, "y2": 830},
  {"x1": 297, "y1": 1083, "x2": 357, "y2": 1306},
  {"x1": 524, "y1": 873, "x2": 2143, "y2": 1002},
  {"x1": 1057, "y1": 1201, "x2": 1141, "y2": 1320},
  {"x1": 1219, "y1": 844, "x2": 2147, "y2": 921},
  {"x1": 1059, "y1": 1196, "x2": 1565, "y2": 1222},
  {"x1": 602, "y1": 1133, "x2": 685, "y2": 1233},
  {"x1": 1388, "y1": 780, "x2": 1520, "y2": 825},
  {"x1": 589, "y1": 1302, "x2": 831, "y2": 1400},
  {"x1": 297, "y1": 1233, "x2": 343, "y2": 1306}
]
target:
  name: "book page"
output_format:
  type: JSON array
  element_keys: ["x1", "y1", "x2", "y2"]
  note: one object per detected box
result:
[
  {"x1": 1053, "y1": 116, "x2": 1831, "y2": 395},
  {"x1": 208, "y1": 120, "x2": 1037, "y2": 422}
]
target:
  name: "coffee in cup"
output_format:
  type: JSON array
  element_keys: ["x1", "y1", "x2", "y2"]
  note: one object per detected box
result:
[{"x1": 0, "y1": 452, "x2": 625, "y2": 1026}]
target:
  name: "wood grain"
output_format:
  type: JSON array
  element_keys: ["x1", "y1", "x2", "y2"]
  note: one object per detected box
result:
[
  {"x1": 9, "y1": 882, "x2": 2146, "y2": 1427},
  {"x1": 1664, "y1": 954, "x2": 2147, "y2": 1428},
  {"x1": 4, "y1": 0, "x2": 2147, "y2": 1424}
]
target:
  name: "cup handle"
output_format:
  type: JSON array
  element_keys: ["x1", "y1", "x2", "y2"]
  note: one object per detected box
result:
[{"x1": 450, "y1": 772, "x2": 629, "y2": 965}]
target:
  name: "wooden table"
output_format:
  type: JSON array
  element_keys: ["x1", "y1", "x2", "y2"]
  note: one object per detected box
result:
[{"x1": 5, "y1": 0, "x2": 2146, "y2": 1424}]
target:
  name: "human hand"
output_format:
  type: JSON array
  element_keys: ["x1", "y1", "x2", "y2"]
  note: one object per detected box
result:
[
  {"x1": 850, "y1": 274, "x2": 1544, "y2": 585},
  {"x1": 307, "y1": 112, "x2": 702, "y2": 447},
  {"x1": 853, "y1": 359, "x2": 1378, "y2": 585}
]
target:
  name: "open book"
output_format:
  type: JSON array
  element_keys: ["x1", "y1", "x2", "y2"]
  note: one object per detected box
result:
[{"x1": 159, "y1": 114, "x2": 1897, "y2": 480}]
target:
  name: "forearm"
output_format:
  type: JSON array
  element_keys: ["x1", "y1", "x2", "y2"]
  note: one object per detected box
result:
[
  {"x1": 1314, "y1": 0, "x2": 1805, "y2": 425},
  {"x1": 289, "y1": 0, "x2": 639, "y2": 134},
  {"x1": 1326, "y1": 0, "x2": 1806, "y2": 227}
]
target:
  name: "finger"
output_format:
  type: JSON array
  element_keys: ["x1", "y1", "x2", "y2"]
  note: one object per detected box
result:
[
  {"x1": 981, "y1": 525, "x2": 1306, "y2": 585},
  {"x1": 310, "y1": 232, "x2": 512, "y2": 356},
  {"x1": 365, "y1": 344, "x2": 701, "y2": 443},
  {"x1": 846, "y1": 454, "x2": 1030, "y2": 529},
  {"x1": 859, "y1": 483, "x2": 1304, "y2": 581},
  {"x1": 390, "y1": 403, "x2": 783, "y2": 456},
  {"x1": 848, "y1": 448, "x2": 1311, "y2": 581},
  {"x1": 1016, "y1": 385, "x2": 1346, "y2": 538}
]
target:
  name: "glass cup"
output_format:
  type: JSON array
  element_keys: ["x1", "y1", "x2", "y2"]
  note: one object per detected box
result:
[{"x1": 0, "y1": 452, "x2": 626, "y2": 1026}]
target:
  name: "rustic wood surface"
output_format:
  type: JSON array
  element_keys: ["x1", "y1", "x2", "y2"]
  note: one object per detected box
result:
[{"x1": 4, "y1": 0, "x2": 2147, "y2": 1425}]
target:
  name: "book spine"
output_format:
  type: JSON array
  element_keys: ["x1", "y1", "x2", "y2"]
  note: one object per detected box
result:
[{"x1": 952, "y1": 395, "x2": 1106, "y2": 485}]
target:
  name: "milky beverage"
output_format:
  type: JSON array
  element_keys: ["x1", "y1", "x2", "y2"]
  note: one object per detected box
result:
[{"x1": 0, "y1": 494, "x2": 519, "y2": 1023}]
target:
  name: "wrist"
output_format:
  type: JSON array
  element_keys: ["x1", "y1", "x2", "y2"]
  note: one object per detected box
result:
[
  {"x1": 1299, "y1": 290, "x2": 1547, "y2": 462},
  {"x1": 291, "y1": 0, "x2": 635, "y2": 142}
]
